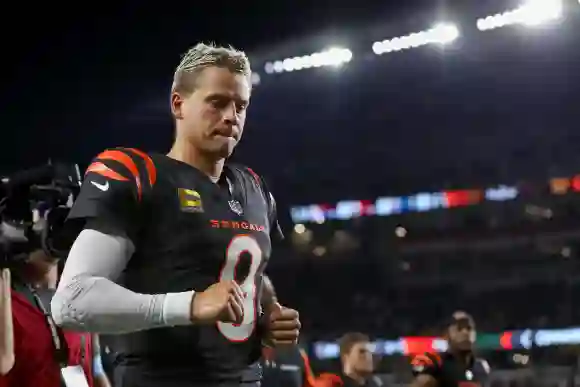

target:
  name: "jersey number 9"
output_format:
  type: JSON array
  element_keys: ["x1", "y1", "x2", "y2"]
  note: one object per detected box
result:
[{"x1": 217, "y1": 235, "x2": 263, "y2": 342}]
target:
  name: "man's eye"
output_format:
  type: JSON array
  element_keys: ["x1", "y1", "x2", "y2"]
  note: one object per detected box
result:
[{"x1": 210, "y1": 99, "x2": 226, "y2": 108}]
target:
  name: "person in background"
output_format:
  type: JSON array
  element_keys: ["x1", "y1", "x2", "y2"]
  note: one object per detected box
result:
[
  {"x1": 317, "y1": 332, "x2": 380, "y2": 387},
  {"x1": 0, "y1": 249, "x2": 110, "y2": 387},
  {"x1": 260, "y1": 276, "x2": 318, "y2": 387},
  {"x1": 409, "y1": 311, "x2": 490, "y2": 387}
]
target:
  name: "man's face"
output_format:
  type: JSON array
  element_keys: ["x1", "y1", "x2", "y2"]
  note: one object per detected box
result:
[
  {"x1": 448, "y1": 318, "x2": 476, "y2": 351},
  {"x1": 345, "y1": 342, "x2": 374, "y2": 374},
  {"x1": 171, "y1": 66, "x2": 251, "y2": 159}
]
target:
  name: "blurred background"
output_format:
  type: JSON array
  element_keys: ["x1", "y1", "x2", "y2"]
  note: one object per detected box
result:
[{"x1": 2, "y1": 0, "x2": 580, "y2": 386}]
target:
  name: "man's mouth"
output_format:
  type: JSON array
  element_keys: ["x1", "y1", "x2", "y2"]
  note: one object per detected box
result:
[{"x1": 214, "y1": 131, "x2": 237, "y2": 140}]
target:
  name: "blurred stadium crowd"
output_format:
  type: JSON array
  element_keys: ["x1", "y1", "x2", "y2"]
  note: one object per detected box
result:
[
  {"x1": 257, "y1": 1, "x2": 580, "y2": 385},
  {"x1": 3, "y1": 0, "x2": 580, "y2": 386}
]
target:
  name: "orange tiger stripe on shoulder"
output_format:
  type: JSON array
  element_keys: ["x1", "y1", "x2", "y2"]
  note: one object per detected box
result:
[
  {"x1": 317, "y1": 373, "x2": 344, "y2": 387},
  {"x1": 94, "y1": 149, "x2": 143, "y2": 200},
  {"x1": 430, "y1": 352, "x2": 442, "y2": 366},
  {"x1": 127, "y1": 148, "x2": 157, "y2": 187},
  {"x1": 85, "y1": 162, "x2": 129, "y2": 182},
  {"x1": 85, "y1": 148, "x2": 156, "y2": 202},
  {"x1": 411, "y1": 354, "x2": 434, "y2": 367},
  {"x1": 411, "y1": 352, "x2": 442, "y2": 368}
]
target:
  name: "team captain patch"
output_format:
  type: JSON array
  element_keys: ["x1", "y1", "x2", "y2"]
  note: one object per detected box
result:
[{"x1": 178, "y1": 188, "x2": 203, "y2": 213}]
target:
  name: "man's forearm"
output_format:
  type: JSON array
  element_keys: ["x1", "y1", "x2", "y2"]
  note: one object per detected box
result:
[
  {"x1": 51, "y1": 228, "x2": 194, "y2": 334},
  {"x1": 51, "y1": 275, "x2": 193, "y2": 333}
]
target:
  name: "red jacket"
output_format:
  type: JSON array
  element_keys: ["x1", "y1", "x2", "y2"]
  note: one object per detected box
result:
[{"x1": 0, "y1": 290, "x2": 94, "y2": 387}]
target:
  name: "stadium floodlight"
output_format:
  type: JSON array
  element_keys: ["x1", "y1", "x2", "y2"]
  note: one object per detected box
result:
[
  {"x1": 371, "y1": 22, "x2": 460, "y2": 55},
  {"x1": 263, "y1": 47, "x2": 352, "y2": 74},
  {"x1": 476, "y1": 0, "x2": 563, "y2": 31},
  {"x1": 431, "y1": 23, "x2": 460, "y2": 43},
  {"x1": 520, "y1": 0, "x2": 563, "y2": 26}
]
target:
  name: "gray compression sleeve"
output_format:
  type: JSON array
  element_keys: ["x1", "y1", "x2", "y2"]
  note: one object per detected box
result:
[{"x1": 51, "y1": 228, "x2": 194, "y2": 334}]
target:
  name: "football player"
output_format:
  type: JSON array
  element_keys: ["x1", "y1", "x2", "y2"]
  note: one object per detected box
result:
[
  {"x1": 410, "y1": 311, "x2": 490, "y2": 387},
  {"x1": 51, "y1": 43, "x2": 300, "y2": 387}
]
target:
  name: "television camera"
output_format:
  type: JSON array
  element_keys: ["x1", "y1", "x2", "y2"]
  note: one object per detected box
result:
[{"x1": 0, "y1": 162, "x2": 82, "y2": 267}]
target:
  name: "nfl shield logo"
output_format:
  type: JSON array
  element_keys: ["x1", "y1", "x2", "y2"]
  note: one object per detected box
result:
[
  {"x1": 228, "y1": 200, "x2": 243, "y2": 215},
  {"x1": 465, "y1": 370, "x2": 473, "y2": 380}
]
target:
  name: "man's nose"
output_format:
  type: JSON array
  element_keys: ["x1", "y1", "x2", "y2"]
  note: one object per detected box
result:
[{"x1": 222, "y1": 103, "x2": 239, "y2": 126}]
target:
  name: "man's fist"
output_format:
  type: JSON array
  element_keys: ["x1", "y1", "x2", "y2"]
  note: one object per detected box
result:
[
  {"x1": 264, "y1": 302, "x2": 301, "y2": 346},
  {"x1": 190, "y1": 280, "x2": 244, "y2": 324}
]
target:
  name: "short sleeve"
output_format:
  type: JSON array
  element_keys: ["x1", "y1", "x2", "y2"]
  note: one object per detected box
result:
[
  {"x1": 268, "y1": 192, "x2": 284, "y2": 243},
  {"x1": 67, "y1": 148, "x2": 156, "y2": 241},
  {"x1": 411, "y1": 352, "x2": 442, "y2": 378},
  {"x1": 243, "y1": 167, "x2": 284, "y2": 243}
]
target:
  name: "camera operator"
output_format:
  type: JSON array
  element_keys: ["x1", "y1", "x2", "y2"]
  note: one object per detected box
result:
[
  {"x1": 0, "y1": 248, "x2": 111, "y2": 387},
  {"x1": 0, "y1": 161, "x2": 111, "y2": 387}
]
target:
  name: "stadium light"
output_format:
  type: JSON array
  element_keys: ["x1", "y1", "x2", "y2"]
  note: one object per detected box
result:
[
  {"x1": 294, "y1": 224, "x2": 306, "y2": 234},
  {"x1": 371, "y1": 23, "x2": 460, "y2": 55},
  {"x1": 264, "y1": 47, "x2": 353, "y2": 74},
  {"x1": 476, "y1": 0, "x2": 563, "y2": 31}
]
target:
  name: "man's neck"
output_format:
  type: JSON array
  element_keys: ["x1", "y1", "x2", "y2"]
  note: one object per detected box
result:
[
  {"x1": 450, "y1": 349, "x2": 473, "y2": 367},
  {"x1": 168, "y1": 139, "x2": 225, "y2": 182}
]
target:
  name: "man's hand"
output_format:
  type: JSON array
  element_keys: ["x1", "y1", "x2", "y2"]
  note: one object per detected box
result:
[
  {"x1": 264, "y1": 302, "x2": 300, "y2": 346},
  {"x1": 190, "y1": 280, "x2": 244, "y2": 324},
  {"x1": 0, "y1": 268, "x2": 14, "y2": 375}
]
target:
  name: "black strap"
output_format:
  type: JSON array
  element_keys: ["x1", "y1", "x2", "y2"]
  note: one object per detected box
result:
[
  {"x1": 26, "y1": 284, "x2": 69, "y2": 367},
  {"x1": 80, "y1": 335, "x2": 86, "y2": 364}
]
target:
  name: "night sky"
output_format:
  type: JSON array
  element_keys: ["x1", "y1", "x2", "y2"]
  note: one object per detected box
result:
[{"x1": 2, "y1": 0, "x2": 578, "y2": 207}]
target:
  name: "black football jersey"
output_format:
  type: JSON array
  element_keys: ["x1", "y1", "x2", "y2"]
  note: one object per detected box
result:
[
  {"x1": 67, "y1": 147, "x2": 283, "y2": 387},
  {"x1": 261, "y1": 347, "x2": 317, "y2": 387},
  {"x1": 411, "y1": 352, "x2": 490, "y2": 387}
]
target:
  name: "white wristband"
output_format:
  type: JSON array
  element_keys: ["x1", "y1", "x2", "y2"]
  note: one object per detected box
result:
[{"x1": 161, "y1": 290, "x2": 195, "y2": 326}]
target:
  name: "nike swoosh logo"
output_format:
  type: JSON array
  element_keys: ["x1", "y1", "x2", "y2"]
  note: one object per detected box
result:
[{"x1": 90, "y1": 181, "x2": 109, "y2": 191}]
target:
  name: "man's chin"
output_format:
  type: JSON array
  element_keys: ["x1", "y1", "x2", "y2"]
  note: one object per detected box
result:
[
  {"x1": 204, "y1": 139, "x2": 236, "y2": 159},
  {"x1": 217, "y1": 146, "x2": 234, "y2": 159},
  {"x1": 457, "y1": 343, "x2": 473, "y2": 352},
  {"x1": 358, "y1": 369, "x2": 374, "y2": 377}
]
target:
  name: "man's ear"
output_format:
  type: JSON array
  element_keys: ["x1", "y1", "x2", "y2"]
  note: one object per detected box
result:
[{"x1": 170, "y1": 92, "x2": 185, "y2": 120}]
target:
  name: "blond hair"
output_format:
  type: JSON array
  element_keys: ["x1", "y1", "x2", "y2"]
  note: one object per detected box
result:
[{"x1": 172, "y1": 42, "x2": 252, "y2": 95}]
